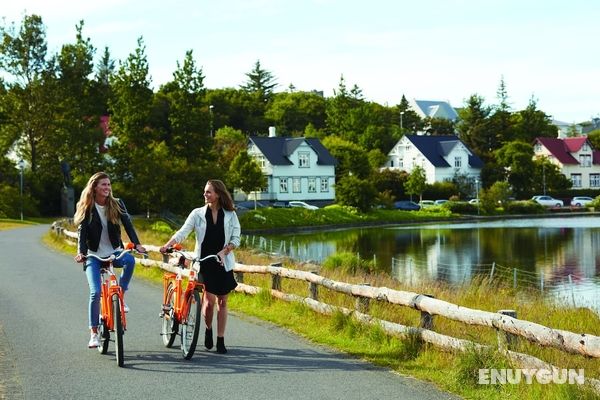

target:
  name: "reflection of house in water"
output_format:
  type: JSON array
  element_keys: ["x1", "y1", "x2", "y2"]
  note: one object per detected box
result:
[
  {"x1": 392, "y1": 229, "x2": 478, "y2": 285},
  {"x1": 546, "y1": 228, "x2": 598, "y2": 284}
]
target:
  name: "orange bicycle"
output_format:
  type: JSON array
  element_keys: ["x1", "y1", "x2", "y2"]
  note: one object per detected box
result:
[
  {"x1": 159, "y1": 245, "x2": 220, "y2": 359},
  {"x1": 86, "y1": 243, "x2": 137, "y2": 367}
]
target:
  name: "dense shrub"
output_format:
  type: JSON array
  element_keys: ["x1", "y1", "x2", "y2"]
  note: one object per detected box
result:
[{"x1": 504, "y1": 200, "x2": 544, "y2": 214}]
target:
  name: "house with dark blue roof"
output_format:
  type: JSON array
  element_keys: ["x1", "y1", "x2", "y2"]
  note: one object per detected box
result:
[
  {"x1": 409, "y1": 99, "x2": 459, "y2": 122},
  {"x1": 247, "y1": 128, "x2": 337, "y2": 202},
  {"x1": 385, "y1": 135, "x2": 483, "y2": 184}
]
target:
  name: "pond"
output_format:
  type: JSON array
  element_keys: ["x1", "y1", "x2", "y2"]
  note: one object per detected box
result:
[{"x1": 247, "y1": 216, "x2": 600, "y2": 312}]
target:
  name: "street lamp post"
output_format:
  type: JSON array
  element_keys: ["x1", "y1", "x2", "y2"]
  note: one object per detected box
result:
[
  {"x1": 18, "y1": 159, "x2": 24, "y2": 221},
  {"x1": 475, "y1": 178, "x2": 480, "y2": 215},
  {"x1": 209, "y1": 104, "x2": 214, "y2": 137},
  {"x1": 542, "y1": 163, "x2": 546, "y2": 195},
  {"x1": 400, "y1": 111, "x2": 405, "y2": 132}
]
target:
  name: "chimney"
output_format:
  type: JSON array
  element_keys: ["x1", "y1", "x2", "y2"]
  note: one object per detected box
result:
[{"x1": 268, "y1": 126, "x2": 276, "y2": 137}]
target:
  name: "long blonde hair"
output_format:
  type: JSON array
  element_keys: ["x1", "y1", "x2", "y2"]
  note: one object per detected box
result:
[
  {"x1": 73, "y1": 172, "x2": 123, "y2": 225},
  {"x1": 207, "y1": 179, "x2": 235, "y2": 211}
]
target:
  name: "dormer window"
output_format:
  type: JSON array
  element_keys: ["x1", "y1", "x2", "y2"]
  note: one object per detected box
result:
[
  {"x1": 298, "y1": 152, "x2": 309, "y2": 167},
  {"x1": 454, "y1": 157, "x2": 462, "y2": 168}
]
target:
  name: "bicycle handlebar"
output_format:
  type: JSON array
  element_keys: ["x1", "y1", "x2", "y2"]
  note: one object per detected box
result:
[
  {"x1": 85, "y1": 249, "x2": 132, "y2": 263},
  {"x1": 84, "y1": 243, "x2": 145, "y2": 263},
  {"x1": 164, "y1": 246, "x2": 222, "y2": 264}
]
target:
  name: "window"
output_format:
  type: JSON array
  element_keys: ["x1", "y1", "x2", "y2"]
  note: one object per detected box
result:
[
  {"x1": 298, "y1": 152, "x2": 310, "y2": 168},
  {"x1": 579, "y1": 154, "x2": 592, "y2": 167},
  {"x1": 255, "y1": 155, "x2": 266, "y2": 168},
  {"x1": 534, "y1": 143, "x2": 541, "y2": 152},
  {"x1": 454, "y1": 157, "x2": 462, "y2": 168},
  {"x1": 279, "y1": 178, "x2": 288, "y2": 193},
  {"x1": 308, "y1": 177, "x2": 316, "y2": 193},
  {"x1": 571, "y1": 174, "x2": 582, "y2": 188},
  {"x1": 292, "y1": 177, "x2": 301, "y2": 193},
  {"x1": 583, "y1": 142, "x2": 590, "y2": 152},
  {"x1": 320, "y1": 177, "x2": 329, "y2": 192},
  {"x1": 591, "y1": 174, "x2": 600, "y2": 188},
  {"x1": 399, "y1": 158, "x2": 404, "y2": 168}
]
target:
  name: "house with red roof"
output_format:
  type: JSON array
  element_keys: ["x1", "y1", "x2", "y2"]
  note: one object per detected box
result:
[{"x1": 533, "y1": 136, "x2": 600, "y2": 189}]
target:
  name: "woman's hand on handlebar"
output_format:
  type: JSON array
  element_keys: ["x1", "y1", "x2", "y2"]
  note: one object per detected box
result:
[{"x1": 74, "y1": 253, "x2": 86, "y2": 263}]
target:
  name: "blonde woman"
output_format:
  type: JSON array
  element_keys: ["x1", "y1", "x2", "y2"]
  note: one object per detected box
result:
[
  {"x1": 160, "y1": 180, "x2": 241, "y2": 354},
  {"x1": 73, "y1": 172, "x2": 146, "y2": 348}
]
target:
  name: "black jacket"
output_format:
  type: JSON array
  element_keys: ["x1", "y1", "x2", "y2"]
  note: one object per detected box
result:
[{"x1": 77, "y1": 199, "x2": 140, "y2": 256}]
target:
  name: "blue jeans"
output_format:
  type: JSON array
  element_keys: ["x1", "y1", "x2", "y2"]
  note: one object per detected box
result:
[{"x1": 85, "y1": 251, "x2": 136, "y2": 328}]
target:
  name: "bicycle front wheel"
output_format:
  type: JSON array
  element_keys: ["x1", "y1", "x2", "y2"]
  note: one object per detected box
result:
[
  {"x1": 112, "y1": 294, "x2": 124, "y2": 367},
  {"x1": 180, "y1": 289, "x2": 201, "y2": 359},
  {"x1": 97, "y1": 314, "x2": 110, "y2": 354},
  {"x1": 161, "y1": 283, "x2": 178, "y2": 347}
]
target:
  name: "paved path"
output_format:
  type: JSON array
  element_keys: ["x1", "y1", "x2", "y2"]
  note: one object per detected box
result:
[{"x1": 0, "y1": 225, "x2": 459, "y2": 400}]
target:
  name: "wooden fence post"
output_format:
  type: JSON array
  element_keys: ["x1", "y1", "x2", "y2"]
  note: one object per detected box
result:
[
  {"x1": 497, "y1": 309, "x2": 518, "y2": 350},
  {"x1": 308, "y1": 270, "x2": 319, "y2": 301},
  {"x1": 354, "y1": 283, "x2": 371, "y2": 313},
  {"x1": 270, "y1": 262, "x2": 282, "y2": 291},
  {"x1": 419, "y1": 294, "x2": 435, "y2": 330},
  {"x1": 235, "y1": 271, "x2": 244, "y2": 284}
]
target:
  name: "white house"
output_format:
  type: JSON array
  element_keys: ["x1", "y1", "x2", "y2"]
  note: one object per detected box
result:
[
  {"x1": 533, "y1": 136, "x2": 600, "y2": 189},
  {"x1": 552, "y1": 119, "x2": 583, "y2": 138},
  {"x1": 247, "y1": 128, "x2": 337, "y2": 202},
  {"x1": 384, "y1": 135, "x2": 483, "y2": 184}
]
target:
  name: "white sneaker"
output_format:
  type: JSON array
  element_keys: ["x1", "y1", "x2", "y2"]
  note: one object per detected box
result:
[
  {"x1": 88, "y1": 333, "x2": 100, "y2": 348},
  {"x1": 123, "y1": 303, "x2": 130, "y2": 313}
]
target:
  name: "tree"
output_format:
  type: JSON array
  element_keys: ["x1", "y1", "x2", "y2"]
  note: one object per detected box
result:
[
  {"x1": 456, "y1": 94, "x2": 492, "y2": 158},
  {"x1": 212, "y1": 126, "x2": 247, "y2": 175},
  {"x1": 55, "y1": 21, "x2": 105, "y2": 183},
  {"x1": 265, "y1": 91, "x2": 326, "y2": 136},
  {"x1": 512, "y1": 96, "x2": 557, "y2": 142},
  {"x1": 227, "y1": 151, "x2": 266, "y2": 209},
  {"x1": 532, "y1": 157, "x2": 571, "y2": 196},
  {"x1": 335, "y1": 175, "x2": 377, "y2": 212},
  {"x1": 108, "y1": 37, "x2": 156, "y2": 211},
  {"x1": 488, "y1": 76, "x2": 515, "y2": 145},
  {"x1": 159, "y1": 50, "x2": 210, "y2": 161},
  {"x1": 321, "y1": 135, "x2": 370, "y2": 180},
  {"x1": 404, "y1": 166, "x2": 427, "y2": 202},
  {"x1": 0, "y1": 14, "x2": 53, "y2": 173},
  {"x1": 495, "y1": 141, "x2": 535, "y2": 198},
  {"x1": 240, "y1": 60, "x2": 277, "y2": 101}
]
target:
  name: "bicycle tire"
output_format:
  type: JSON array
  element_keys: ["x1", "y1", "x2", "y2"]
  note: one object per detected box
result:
[
  {"x1": 112, "y1": 294, "x2": 124, "y2": 367},
  {"x1": 97, "y1": 314, "x2": 110, "y2": 354},
  {"x1": 180, "y1": 289, "x2": 201, "y2": 359},
  {"x1": 161, "y1": 283, "x2": 178, "y2": 347}
]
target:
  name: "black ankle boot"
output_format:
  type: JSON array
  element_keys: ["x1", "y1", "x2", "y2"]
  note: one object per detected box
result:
[
  {"x1": 216, "y1": 336, "x2": 227, "y2": 354},
  {"x1": 205, "y1": 328, "x2": 213, "y2": 349}
]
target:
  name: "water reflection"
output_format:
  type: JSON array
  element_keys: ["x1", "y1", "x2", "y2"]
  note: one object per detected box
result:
[{"x1": 259, "y1": 216, "x2": 600, "y2": 311}]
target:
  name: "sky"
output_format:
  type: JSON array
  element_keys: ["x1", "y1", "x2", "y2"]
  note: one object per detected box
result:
[{"x1": 2, "y1": 0, "x2": 599, "y2": 124}]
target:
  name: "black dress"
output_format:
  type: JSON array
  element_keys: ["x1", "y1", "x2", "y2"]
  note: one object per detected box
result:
[{"x1": 200, "y1": 207, "x2": 238, "y2": 295}]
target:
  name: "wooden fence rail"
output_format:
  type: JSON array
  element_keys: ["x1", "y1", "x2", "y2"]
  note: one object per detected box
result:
[{"x1": 53, "y1": 224, "x2": 600, "y2": 392}]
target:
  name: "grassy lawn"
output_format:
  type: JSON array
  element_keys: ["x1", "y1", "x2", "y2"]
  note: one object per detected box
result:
[{"x1": 38, "y1": 217, "x2": 600, "y2": 400}]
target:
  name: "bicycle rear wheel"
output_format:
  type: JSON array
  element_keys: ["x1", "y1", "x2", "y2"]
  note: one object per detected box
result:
[
  {"x1": 160, "y1": 283, "x2": 178, "y2": 347},
  {"x1": 112, "y1": 294, "x2": 124, "y2": 367},
  {"x1": 180, "y1": 289, "x2": 201, "y2": 359}
]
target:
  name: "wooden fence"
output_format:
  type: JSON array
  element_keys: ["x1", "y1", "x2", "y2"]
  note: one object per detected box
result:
[{"x1": 53, "y1": 223, "x2": 600, "y2": 392}]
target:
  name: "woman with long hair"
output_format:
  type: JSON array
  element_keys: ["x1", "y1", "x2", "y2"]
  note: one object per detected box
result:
[
  {"x1": 74, "y1": 172, "x2": 146, "y2": 348},
  {"x1": 160, "y1": 179, "x2": 241, "y2": 354}
]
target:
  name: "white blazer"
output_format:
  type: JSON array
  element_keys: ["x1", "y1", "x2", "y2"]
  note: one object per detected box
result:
[{"x1": 170, "y1": 205, "x2": 241, "y2": 272}]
